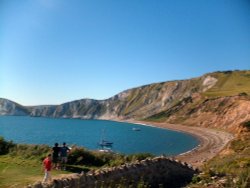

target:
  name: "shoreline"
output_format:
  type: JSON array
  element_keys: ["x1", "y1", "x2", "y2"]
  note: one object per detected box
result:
[{"x1": 124, "y1": 120, "x2": 234, "y2": 168}]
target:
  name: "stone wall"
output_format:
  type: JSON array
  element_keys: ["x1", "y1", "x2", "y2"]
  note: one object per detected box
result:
[{"x1": 29, "y1": 157, "x2": 197, "y2": 188}]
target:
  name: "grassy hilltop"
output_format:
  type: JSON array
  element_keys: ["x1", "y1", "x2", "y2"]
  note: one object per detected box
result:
[{"x1": 203, "y1": 70, "x2": 250, "y2": 97}]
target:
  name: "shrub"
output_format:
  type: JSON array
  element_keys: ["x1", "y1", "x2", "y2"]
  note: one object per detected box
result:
[
  {"x1": 67, "y1": 147, "x2": 107, "y2": 166},
  {"x1": 191, "y1": 175, "x2": 202, "y2": 184},
  {"x1": 67, "y1": 147, "x2": 154, "y2": 167},
  {"x1": 239, "y1": 92, "x2": 248, "y2": 96},
  {"x1": 0, "y1": 137, "x2": 15, "y2": 155},
  {"x1": 242, "y1": 121, "x2": 250, "y2": 130}
]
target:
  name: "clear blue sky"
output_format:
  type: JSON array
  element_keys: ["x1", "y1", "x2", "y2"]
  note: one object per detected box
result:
[{"x1": 1, "y1": 0, "x2": 250, "y2": 106}]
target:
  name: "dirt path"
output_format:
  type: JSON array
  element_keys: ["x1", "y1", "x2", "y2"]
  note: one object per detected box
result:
[{"x1": 128, "y1": 121, "x2": 234, "y2": 168}]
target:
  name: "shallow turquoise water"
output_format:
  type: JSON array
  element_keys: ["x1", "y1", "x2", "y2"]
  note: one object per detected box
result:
[{"x1": 0, "y1": 116, "x2": 199, "y2": 156}]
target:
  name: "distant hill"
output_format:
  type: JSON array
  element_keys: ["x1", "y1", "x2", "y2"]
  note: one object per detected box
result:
[
  {"x1": 1, "y1": 70, "x2": 250, "y2": 132},
  {"x1": 0, "y1": 98, "x2": 30, "y2": 116}
]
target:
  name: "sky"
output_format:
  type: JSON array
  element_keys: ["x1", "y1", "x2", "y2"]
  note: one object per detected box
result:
[{"x1": 1, "y1": 0, "x2": 250, "y2": 106}]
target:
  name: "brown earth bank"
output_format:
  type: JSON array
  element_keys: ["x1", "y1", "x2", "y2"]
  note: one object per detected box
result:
[
  {"x1": 127, "y1": 121, "x2": 234, "y2": 169},
  {"x1": 165, "y1": 95, "x2": 250, "y2": 134}
]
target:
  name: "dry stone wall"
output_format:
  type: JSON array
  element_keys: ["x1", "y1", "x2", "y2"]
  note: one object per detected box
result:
[{"x1": 28, "y1": 157, "x2": 197, "y2": 188}]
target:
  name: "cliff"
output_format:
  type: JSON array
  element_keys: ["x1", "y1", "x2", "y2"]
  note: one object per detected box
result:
[
  {"x1": 0, "y1": 98, "x2": 30, "y2": 116},
  {"x1": 147, "y1": 94, "x2": 250, "y2": 133}
]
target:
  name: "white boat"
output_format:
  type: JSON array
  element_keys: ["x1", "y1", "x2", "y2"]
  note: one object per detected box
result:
[
  {"x1": 132, "y1": 127, "x2": 141, "y2": 131},
  {"x1": 98, "y1": 139, "x2": 113, "y2": 147},
  {"x1": 98, "y1": 129, "x2": 113, "y2": 149}
]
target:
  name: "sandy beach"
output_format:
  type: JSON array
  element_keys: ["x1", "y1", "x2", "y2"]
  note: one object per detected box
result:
[{"x1": 129, "y1": 121, "x2": 234, "y2": 168}]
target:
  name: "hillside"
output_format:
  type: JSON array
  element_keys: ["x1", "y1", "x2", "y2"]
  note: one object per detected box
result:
[
  {"x1": 146, "y1": 71, "x2": 250, "y2": 133},
  {"x1": 146, "y1": 94, "x2": 250, "y2": 133},
  {"x1": 26, "y1": 78, "x2": 207, "y2": 120}
]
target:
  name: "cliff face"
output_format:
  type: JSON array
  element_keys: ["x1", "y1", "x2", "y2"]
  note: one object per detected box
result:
[
  {"x1": 1, "y1": 70, "x2": 250, "y2": 133},
  {"x1": 103, "y1": 76, "x2": 214, "y2": 119},
  {"x1": 147, "y1": 95, "x2": 250, "y2": 133},
  {"x1": 0, "y1": 98, "x2": 29, "y2": 116},
  {"x1": 181, "y1": 95, "x2": 250, "y2": 133}
]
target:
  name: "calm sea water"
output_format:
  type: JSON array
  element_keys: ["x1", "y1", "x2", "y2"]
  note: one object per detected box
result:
[{"x1": 0, "y1": 116, "x2": 199, "y2": 156}]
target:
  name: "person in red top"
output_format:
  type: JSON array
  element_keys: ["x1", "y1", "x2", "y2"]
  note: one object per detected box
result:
[{"x1": 42, "y1": 154, "x2": 52, "y2": 183}]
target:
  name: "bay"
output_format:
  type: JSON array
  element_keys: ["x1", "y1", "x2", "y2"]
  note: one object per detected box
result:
[{"x1": 0, "y1": 116, "x2": 199, "y2": 156}]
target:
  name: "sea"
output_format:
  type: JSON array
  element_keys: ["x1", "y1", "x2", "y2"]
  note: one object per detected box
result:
[{"x1": 0, "y1": 116, "x2": 199, "y2": 156}]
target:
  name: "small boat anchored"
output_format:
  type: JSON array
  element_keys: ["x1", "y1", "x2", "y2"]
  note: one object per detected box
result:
[
  {"x1": 132, "y1": 127, "x2": 141, "y2": 131},
  {"x1": 98, "y1": 129, "x2": 113, "y2": 151},
  {"x1": 98, "y1": 140, "x2": 113, "y2": 147}
]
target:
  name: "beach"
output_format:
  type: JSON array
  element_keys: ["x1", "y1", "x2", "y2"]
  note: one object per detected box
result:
[{"x1": 130, "y1": 121, "x2": 234, "y2": 168}]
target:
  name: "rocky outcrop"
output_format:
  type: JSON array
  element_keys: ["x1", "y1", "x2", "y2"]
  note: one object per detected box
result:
[
  {"x1": 30, "y1": 105, "x2": 57, "y2": 117},
  {"x1": 0, "y1": 98, "x2": 29, "y2": 116},
  {"x1": 28, "y1": 157, "x2": 197, "y2": 188}
]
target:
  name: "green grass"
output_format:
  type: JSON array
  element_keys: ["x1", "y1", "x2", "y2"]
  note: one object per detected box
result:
[
  {"x1": 203, "y1": 70, "x2": 250, "y2": 97},
  {"x1": 0, "y1": 155, "x2": 70, "y2": 188}
]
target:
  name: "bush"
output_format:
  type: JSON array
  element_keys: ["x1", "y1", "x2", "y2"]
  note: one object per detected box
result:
[
  {"x1": 0, "y1": 137, "x2": 15, "y2": 155},
  {"x1": 67, "y1": 147, "x2": 108, "y2": 166},
  {"x1": 191, "y1": 175, "x2": 202, "y2": 184},
  {"x1": 67, "y1": 147, "x2": 154, "y2": 167},
  {"x1": 242, "y1": 121, "x2": 250, "y2": 130},
  {"x1": 239, "y1": 92, "x2": 248, "y2": 96}
]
